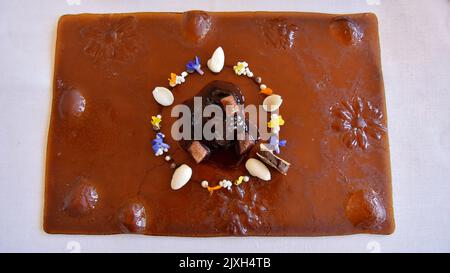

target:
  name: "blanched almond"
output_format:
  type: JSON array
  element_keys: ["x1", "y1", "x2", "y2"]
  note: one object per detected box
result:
[
  {"x1": 170, "y1": 164, "x2": 192, "y2": 190},
  {"x1": 207, "y1": 46, "x2": 225, "y2": 73},
  {"x1": 245, "y1": 158, "x2": 271, "y2": 181},
  {"x1": 262, "y1": 94, "x2": 283, "y2": 112},
  {"x1": 152, "y1": 86, "x2": 174, "y2": 106}
]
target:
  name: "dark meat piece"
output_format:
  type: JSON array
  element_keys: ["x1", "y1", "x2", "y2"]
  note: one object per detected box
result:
[
  {"x1": 236, "y1": 133, "x2": 256, "y2": 155},
  {"x1": 188, "y1": 141, "x2": 210, "y2": 163},
  {"x1": 220, "y1": 95, "x2": 240, "y2": 116},
  {"x1": 257, "y1": 144, "x2": 290, "y2": 175}
]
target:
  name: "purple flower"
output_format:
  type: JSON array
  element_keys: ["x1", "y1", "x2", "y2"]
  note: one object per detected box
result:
[
  {"x1": 269, "y1": 135, "x2": 287, "y2": 154},
  {"x1": 186, "y1": 56, "x2": 204, "y2": 75},
  {"x1": 152, "y1": 133, "x2": 170, "y2": 155}
]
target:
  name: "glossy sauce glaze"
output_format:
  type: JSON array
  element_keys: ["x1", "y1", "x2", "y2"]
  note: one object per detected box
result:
[
  {"x1": 179, "y1": 80, "x2": 254, "y2": 168},
  {"x1": 45, "y1": 11, "x2": 394, "y2": 236}
]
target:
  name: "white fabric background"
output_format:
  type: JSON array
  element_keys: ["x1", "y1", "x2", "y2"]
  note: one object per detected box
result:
[{"x1": 0, "y1": 0, "x2": 449, "y2": 253}]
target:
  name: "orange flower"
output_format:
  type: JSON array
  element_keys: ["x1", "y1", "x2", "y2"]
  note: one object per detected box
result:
[
  {"x1": 168, "y1": 73, "x2": 177, "y2": 87},
  {"x1": 259, "y1": 87, "x2": 273, "y2": 95},
  {"x1": 207, "y1": 185, "x2": 222, "y2": 195}
]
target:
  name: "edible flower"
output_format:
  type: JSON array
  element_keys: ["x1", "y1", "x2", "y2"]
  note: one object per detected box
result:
[
  {"x1": 268, "y1": 114, "x2": 285, "y2": 129},
  {"x1": 233, "y1": 61, "x2": 252, "y2": 76},
  {"x1": 234, "y1": 176, "x2": 244, "y2": 186},
  {"x1": 207, "y1": 185, "x2": 222, "y2": 195},
  {"x1": 186, "y1": 56, "x2": 204, "y2": 75},
  {"x1": 152, "y1": 132, "x2": 170, "y2": 156},
  {"x1": 219, "y1": 180, "x2": 233, "y2": 190},
  {"x1": 269, "y1": 135, "x2": 287, "y2": 154},
  {"x1": 168, "y1": 72, "x2": 188, "y2": 87},
  {"x1": 168, "y1": 73, "x2": 178, "y2": 87},
  {"x1": 259, "y1": 87, "x2": 273, "y2": 96},
  {"x1": 234, "y1": 176, "x2": 249, "y2": 185},
  {"x1": 151, "y1": 115, "x2": 162, "y2": 130},
  {"x1": 203, "y1": 176, "x2": 249, "y2": 194},
  {"x1": 201, "y1": 180, "x2": 222, "y2": 195}
]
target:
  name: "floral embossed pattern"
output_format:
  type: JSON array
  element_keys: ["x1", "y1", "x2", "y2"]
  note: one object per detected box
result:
[
  {"x1": 331, "y1": 96, "x2": 386, "y2": 150},
  {"x1": 261, "y1": 18, "x2": 299, "y2": 49},
  {"x1": 80, "y1": 16, "x2": 138, "y2": 64},
  {"x1": 214, "y1": 185, "x2": 269, "y2": 235}
]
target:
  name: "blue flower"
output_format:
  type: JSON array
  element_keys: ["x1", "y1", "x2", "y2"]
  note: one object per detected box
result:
[
  {"x1": 269, "y1": 135, "x2": 287, "y2": 154},
  {"x1": 186, "y1": 56, "x2": 204, "y2": 75},
  {"x1": 152, "y1": 133, "x2": 170, "y2": 155}
]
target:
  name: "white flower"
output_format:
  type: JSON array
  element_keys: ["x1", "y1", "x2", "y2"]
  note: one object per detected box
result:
[
  {"x1": 155, "y1": 148, "x2": 164, "y2": 156},
  {"x1": 233, "y1": 62, "x2": 250, "y2": 76},
  {"x1": 224, "y1": 180, "x2": 233, "y2": 190},
  {"x1": 175, "y1": 75, "x2": 185, "y2": 85},
  {"x1": 219, "y1": 179, "x2": 232, "y2": 190}
]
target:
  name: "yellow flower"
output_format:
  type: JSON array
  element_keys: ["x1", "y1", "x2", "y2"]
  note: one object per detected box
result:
[
  {"x1": 234, "y1": 176, "x2": 244, "y2": 185},
  {"x1": 233, "y1": 62, "x2": 246, "y2": 75},
  {"x1": 151, "y1": 115, "x2": 162, "y2": 130},
  {"x1": 268, "y1": 115, "x2": 285, "y2": 128}
]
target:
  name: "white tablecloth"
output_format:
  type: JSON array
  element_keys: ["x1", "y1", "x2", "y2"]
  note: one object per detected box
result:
[{"x1": 0, "y1": 0, "x2": 449, "y2": 252}]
